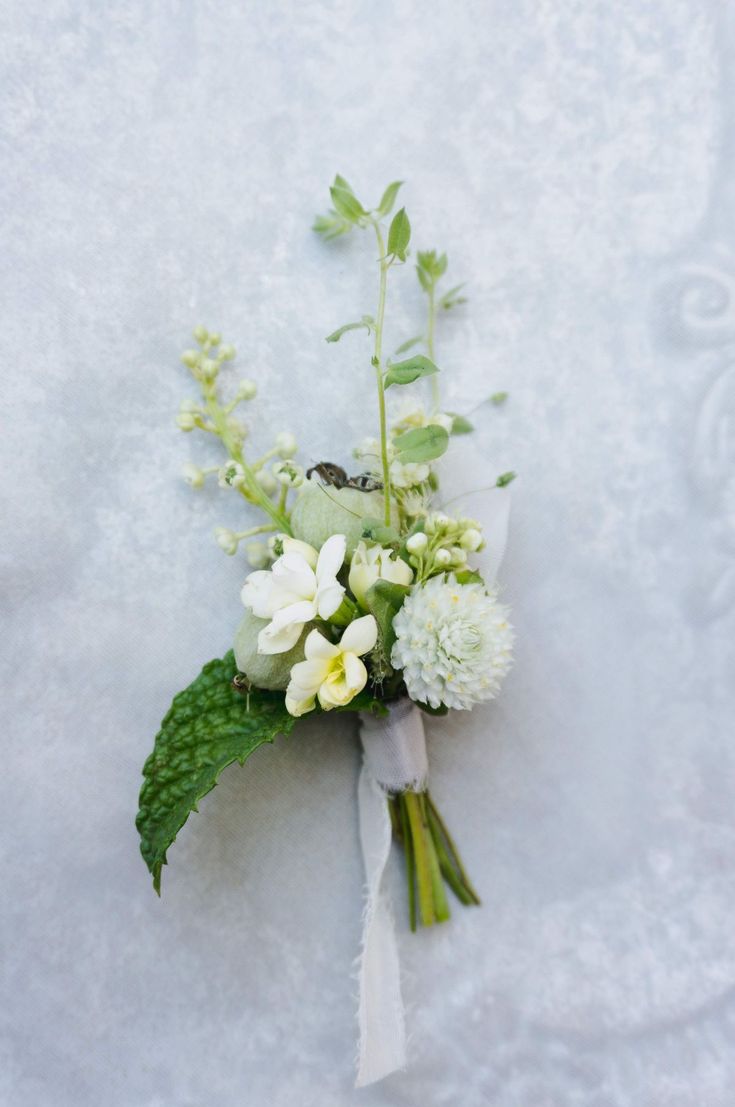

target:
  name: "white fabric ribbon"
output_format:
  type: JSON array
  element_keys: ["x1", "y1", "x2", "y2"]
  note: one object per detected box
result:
[
  {"x1": 356, "y1": 700, "x2": 427, "y2": 1087},
  {"x1": 354, "y1": 442, "x2": 511, "y2": 1087}
]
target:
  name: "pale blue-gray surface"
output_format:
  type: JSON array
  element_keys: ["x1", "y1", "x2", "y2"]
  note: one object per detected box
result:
[{"x1": 3, "y1": 2, "x2": 734, "y2": 1104}]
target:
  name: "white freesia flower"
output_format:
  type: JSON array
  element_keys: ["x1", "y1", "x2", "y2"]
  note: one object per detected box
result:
[
  {"x1": 285, "y1": 615, "x2": 378, "y2": 717},
  {"x1": 348, "y1": 541, "x2": 413, "y2": 608},
  {"x1": 391, "y1": 574, "x2": 513, "y2": 710},
  {"x1": 241, "y1": 533, "x2": 346, "y2": 655}
]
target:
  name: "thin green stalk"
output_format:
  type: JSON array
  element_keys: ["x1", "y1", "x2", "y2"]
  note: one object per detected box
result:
[
  {"x1": 203, "y1": 391, "x2": 292, "y2": 533},
  {"x1": 425, "y1": 792, "x2": 481, "y2": 905},
  {"x1": 420, "y1": 794, "x2": 450, "y2": 921},
  {"x1": 425, "y1": 801, "x2": 475, "y2": 906},
  {"x1": 427, "y1": 282, "x2": 440, "y2": 413},
  {"x1": 404, "y1": 791, "x2": 435, "y2": 926},
  {"x1": 371, "y1": 221, "x2": 393, "y2": 527},
  {"x1": 398, "y1": 795, "x2": 417, "y2": 932}
]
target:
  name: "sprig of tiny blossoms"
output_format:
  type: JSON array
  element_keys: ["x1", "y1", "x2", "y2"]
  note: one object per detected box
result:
[{"x1": 176, "y1": 325, "x2": 300, "y2": 556}]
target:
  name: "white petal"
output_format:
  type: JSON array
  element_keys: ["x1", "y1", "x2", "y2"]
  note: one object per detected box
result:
[
  {"x1": 316, "y1": 581, "x2": 345, "y2": 620},
  {"x1": 240, "y1": 570, "x2": 275, "y2": 617},
  {"x1": 316, "y1": 533, "x2": 347, "y2": 582},
  {"x1": 272, "y1": 553, "x2": 317, "y2": 600},
  {"x1": 285, "y1": 691, "x2": 316, "y2": 717},
  {"x1": 257, "y1": 621, "x2": 304, "y2": 655},
  {"x1": 283, "y1": 537, "x2": 318, "y2": 569},
  {"x1": 268, "y1": 599, "x2": 317, "y2": 631},
  {"x1": 303, "y1": 628, "x2": 340, "y2": 661},
  {"x1": 289, "y1": 658, "x2": 330, "y2": 692},
  {"x1": 343, "y1": 652, "x2": 368, "y2": 693},
  {"x1": 340, "y1": 614, "x2": 378, "y2": 656}
]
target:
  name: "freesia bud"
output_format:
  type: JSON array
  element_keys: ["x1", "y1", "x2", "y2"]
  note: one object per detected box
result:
[
  {"x1": 181, "y1": 463, "x2": 205, "y2": 488},
  {"x1": 406, "y1": 532, "x2": 428, "y2": 554},
  {"x1": 348, "y1": 541, "x2": 413, "y2": 608},
  {"x1": 276, "y1": 432, "x2": 297, "y2": 459}
]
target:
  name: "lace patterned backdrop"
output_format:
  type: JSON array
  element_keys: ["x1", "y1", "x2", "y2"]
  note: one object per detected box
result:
[{"x1": 3, "y1": 2, "x2": 734, "y2": 1104}]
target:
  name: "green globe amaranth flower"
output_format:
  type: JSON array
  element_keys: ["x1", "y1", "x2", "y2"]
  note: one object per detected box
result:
[
  {"x1": 290, "y1": 480, "x2": 399, "y2": 555},
  {"x1": 233, "y1": 610, "x2": 316, "y2": 690}
]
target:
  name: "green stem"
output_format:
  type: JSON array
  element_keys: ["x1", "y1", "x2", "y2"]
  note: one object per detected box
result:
[
  {"x1": 403, "y1": 791, "x2": 435, "y2": 926},
  {"x1": 397, "y1": 795, "x2": 417, "y2": 932},
  {"x1": 425, "y1": 792, "x2": 481, "y2": 904},
  {"x1": 427, "y1": 282, "x2": 440, "y2": 413},
  {"x1": 420, "y1": 794, "x2": 450, "y2": 921},
  {"x1": 425, "y1": 799, "x2": 475, "y2": 906},
  {"x1": 371, "y1": 221, "x2": 393, "y2": 527}
]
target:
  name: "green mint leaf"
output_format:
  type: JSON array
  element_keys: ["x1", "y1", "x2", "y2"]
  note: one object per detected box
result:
[
  {"x1": 326, "y1": 316, "x2": 374, "y2": 343},
  {"x1": 376, "y1": 180, "x2": 403, "y2": 217},
  {"x1": 439, "y1": 283, "x2": 467, "y2": 310},
  {"x1": 448, "y1": 412, "x2": 474, "y2": 435},
  {"x1": 330, "y1": 175, "x2": 366, "y2": 223},
  {"x1": 136, "y1": 652, "x2": 296, "y2": 893},
  {"x1": 313, "y1": 210, "x2": 354, "y2": 240},
  {"x1": 387, "y1": 207, "x2": 411, "y2": 261},
  {"x1": 364, "y1": 579, "x2": 411, "y2": 661},
  {"x1": 361, "y1": 516, "x2": 401, "y2": 544},
  {"x1": 384, "y1": 354, "x2": 439, "y2": 389},
  {"x1": 496, "y1": 470, "x2": 517, "y2": 487},
  {"x1": 394, "y1": 335, "x2": 424, "y2": 355},
  {"x1": 490, "y1": 391, "x2": 508, "y2": 405},
  {"x1": 393, "y1": 424, "x2": 449, "y2": 463}
]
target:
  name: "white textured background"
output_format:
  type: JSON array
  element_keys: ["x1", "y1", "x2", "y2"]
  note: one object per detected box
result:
[{"x1": 3, "y1": 2, "x2": 735, "y2": 1104}]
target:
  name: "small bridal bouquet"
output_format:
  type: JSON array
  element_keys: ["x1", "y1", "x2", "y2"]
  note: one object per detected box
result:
[{"x1": 137, "y1": 176, "x2": 515, "y2": 1085}]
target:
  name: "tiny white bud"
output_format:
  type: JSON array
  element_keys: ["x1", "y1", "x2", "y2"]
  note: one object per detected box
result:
[
  {"x1": 176, "y1": 412, "x2": 196, "y2": 431},
  {"x1": 219, "y1": 344, "x2": 237, "y2": 361},
  {"x1": 214, "y1": 526, "x2": 239, "y2": 555},
  {"x1": 406, "y1": 532, "x2": 428, "y2": 554},
  {"x1": 275, "y1": 431, "x2": 297, "y2": 459},
  {"x1": 193, "y1": 325, "x2": 209, "y2": 344},
  {"x1": 209, "y1": 331, "x2": 221, "y2": 347},
  {"x1": 460, "y1": 527, "x2": 482, "y2": 552},
  {"x1": 256, "y1": 468, "x2": 278, "y2": 494},
  {"x1": 181, "y1": 463, "x2": 205, "y2": 489},
  {"x1": 181, "y1": 349, "x2": 200, "y2": 369},
  {"x1": 199, "y1": 357, "x2": 218, "y2": 381},
  {"x1": 434, "y1": 547, "x2": 452, "y2": 567},
  {"x1": 237, "y1": 378, "x2": 257, "y2": 401},
  {"x1": 179, "y1": 398, "x2": 200, "y2": 414},
  {"x1": 449, "y1": 545, "x2": 467, "y2": 565},
  {"x1": 432, "y1": 512, "x2": 450, "y2": 529},
  {"x1": 273, "y1": 460, "x2": 304, "y2": 488},
  {"x1": 245, "y1": 540, "x2": 270, "y2": 569}
]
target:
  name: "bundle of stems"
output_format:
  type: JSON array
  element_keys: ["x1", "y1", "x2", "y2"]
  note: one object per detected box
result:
[{"x1": 388, "y1": 791, "x2": 480, "y2": 930}]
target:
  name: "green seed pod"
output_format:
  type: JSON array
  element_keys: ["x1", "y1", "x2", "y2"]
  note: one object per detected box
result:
[
  {"x1": 290, "y1": 480, "x2": 399, "y2": 556},
  {"x1": 233, "y1": 610, "x2": 315, "y2": 691}
]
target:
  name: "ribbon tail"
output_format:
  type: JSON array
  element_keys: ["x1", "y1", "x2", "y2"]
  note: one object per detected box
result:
[{"x1": 355, "y1": 763, "x2": 406, "y2": 1087}]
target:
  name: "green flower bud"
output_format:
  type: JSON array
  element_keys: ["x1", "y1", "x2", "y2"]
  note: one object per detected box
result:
[
  {"x1": 234, "y1": 610, "x2": 316, "y2": 691},
  {"x1": 290, "y1": 480, "x2": 399, "y2": 557},
  {"x1": 193, "y1": 325, "x2": 209, "y2": 344},
  {"x1": 181, "y1": 349, "x2": 200, "y2": 369}
]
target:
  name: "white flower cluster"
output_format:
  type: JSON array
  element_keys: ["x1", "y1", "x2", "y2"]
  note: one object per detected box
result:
[{"x1": 391, "y1": 574, "x2": 513, "y2": 710}]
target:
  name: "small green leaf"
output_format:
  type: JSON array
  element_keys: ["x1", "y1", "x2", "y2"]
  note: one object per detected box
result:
[
  {"x1": 330, "y1": 175, "x2": 366, "y2": 223},
  {"x1": 394, "y1": 335, "x2": 424, "y2": 355},
  {"x1": 387, "y1": 207, "x2": 411, "y2": 261},
  {"x1": 313, "y1": 210, "x2": 353, "y2": 240},
  {"x1": 326, "y1": 316, "x2": 374, "y2": 343},
  {"x1": 376, "y1": 180, "x2": 403, "y2": 217},
  {"x1": 361, "y1": 516, "x2": 400, "y2": 545},
  {"x1": 448, "y1": 412, "x2": 474, "y2": 435},
  {"x1": 496, "y1": 470, "x2": 517, "y2": 487},
  {"x1": 384, "y1": 354, "x2": 439, "y2": 389},
  {"x1": 364, "y1": 579, "x2": 411, "y2": 659},
  {"x1": 415, "y1": 700, "x2": 449, "y2": 717},
  {"x1": 394, "y1": 424, "x2": 449, "y2": 463},
  {"x1": 416, "y1": 249, "x2": 448, "y2": 290},
  {"x1": 439, "y1": 283, "x2": 467, "y2": 310},
  {"x1": 136, "y1": 652, "x2": 296, "y2": 893},
  {"x1": 454, "y1": 568, "x2": 484, "y2": 585},
  {"x1": 490, "y1": 391, "x2": 508, "y2": 406}
]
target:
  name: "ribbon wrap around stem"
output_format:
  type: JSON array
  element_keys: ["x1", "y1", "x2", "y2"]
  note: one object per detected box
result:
[{"x1": 356, "y1": 699, "x2": 428, "y2": 1087}]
